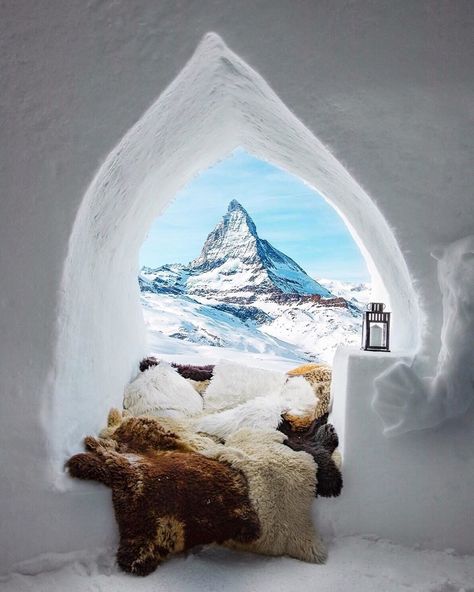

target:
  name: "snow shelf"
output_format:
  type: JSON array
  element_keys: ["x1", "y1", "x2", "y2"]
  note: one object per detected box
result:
[{"x1": 317, "y1": 346, "x2": 474, "y2": 554}]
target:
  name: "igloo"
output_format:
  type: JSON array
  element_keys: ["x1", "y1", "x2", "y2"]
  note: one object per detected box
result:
[{"x1": 1, "y1": 1, "x2": 474, "y2": 584}]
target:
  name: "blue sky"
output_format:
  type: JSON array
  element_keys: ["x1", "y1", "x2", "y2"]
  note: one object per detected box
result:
[{"x1": 139, "y1": 149, "x2": 370, "y2": 283}]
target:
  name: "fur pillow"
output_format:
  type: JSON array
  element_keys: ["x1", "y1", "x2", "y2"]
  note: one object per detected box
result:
[
  {"x1": 123, "y1": 362, "x2": 203, "y2": 419},
  {"x1": 191, "y1": 379, "x2": 316, "y2": 441},
  {"x1": 191, "y1": 394, "x2": 285, "y2": 440},
  {"x1": 284, "y1": 363, "x2": 332, "y2": 428},
  {"x1": 203, "y1": 360, "x2": 287, "y2": 413}
]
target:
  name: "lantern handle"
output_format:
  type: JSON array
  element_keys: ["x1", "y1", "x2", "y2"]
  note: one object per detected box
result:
[{"x1": 367, "y1": 302, "x2": 386, "y2": 312}]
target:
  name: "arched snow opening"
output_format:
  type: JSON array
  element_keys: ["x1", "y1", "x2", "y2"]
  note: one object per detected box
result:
[
  {"x1": 138, "y1": 150, "x2": 380, "y2": 369},
  {"x1": 47, "y1": 32, "x2": 420, "y2": 475}
]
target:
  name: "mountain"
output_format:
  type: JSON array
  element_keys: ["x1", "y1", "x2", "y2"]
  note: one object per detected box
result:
[
  {"x1": 141, "y1": 200, "x2": 333, "y2": 303},
  {"x1": 139, "y1": 200, "x2": 369, "y2": 365}
]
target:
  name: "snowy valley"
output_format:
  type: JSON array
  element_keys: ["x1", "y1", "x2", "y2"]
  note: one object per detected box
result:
[{"x1": 140, "y1": 200, "x2": 370, "y2": 367}]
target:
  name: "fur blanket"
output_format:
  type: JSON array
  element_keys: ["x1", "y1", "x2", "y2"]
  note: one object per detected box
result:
[
  {"x1": 127, "y1": 360, "x2": 321, "y2": 440},
  {"x1": 66, "y1": 433, "x2": 260, "y2": 575},
  {"x1": 67, "y1": 411, "x2": 330, "y2": 574},
  {"x1": 101, "y1": 409, "x2": 342, "y2": 499}
]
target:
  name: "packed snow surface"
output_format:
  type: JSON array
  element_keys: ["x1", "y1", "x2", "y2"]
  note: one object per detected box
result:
[
  {"x1": 2, "y1": 536, "x2": 473, "y2": 592},
  {"x1": 374, "y1": 234, "x2": 474, "y2": 435}
]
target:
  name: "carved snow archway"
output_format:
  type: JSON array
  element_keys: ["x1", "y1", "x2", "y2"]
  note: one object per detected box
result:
[{"x1": 48, "y1": 33, "x2": 420, "y2": 472}]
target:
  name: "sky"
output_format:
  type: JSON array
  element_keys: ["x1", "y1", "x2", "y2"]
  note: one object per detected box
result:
[{"x1": 139, "y1": 149, "x2": 370, "y2": 283}]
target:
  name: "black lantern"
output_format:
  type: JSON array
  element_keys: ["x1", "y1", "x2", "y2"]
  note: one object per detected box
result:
[{"x1": 362, "y1": 302, "x2": 391, "y2": 352}]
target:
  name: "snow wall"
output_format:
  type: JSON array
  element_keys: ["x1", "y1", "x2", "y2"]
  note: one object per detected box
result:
[{"x1": 1, "y1": 1, "x2": 473, "y2": 572}]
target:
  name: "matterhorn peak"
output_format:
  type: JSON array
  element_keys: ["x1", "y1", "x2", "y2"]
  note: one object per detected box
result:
[
  {"x1": 183, "y1": 200, "x2": 333, "y2": 299},
  {"x1": 228, "y1": 198, "x2": 246, "y2": 212},
  {"x1": 223, "y1": 199, "x2": 257, "y2": 235}
]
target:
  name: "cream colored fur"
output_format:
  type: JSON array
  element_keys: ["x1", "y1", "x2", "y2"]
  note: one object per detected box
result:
[
  {"x1": 123, "y1": 362, "x2": 203, "y2": 419},
  {"x1": 187, "y1": 378, "x2": 210, "y2": 395},
  {"x1": 217, "y1": 429, "x2": 327, "y2": 563}
]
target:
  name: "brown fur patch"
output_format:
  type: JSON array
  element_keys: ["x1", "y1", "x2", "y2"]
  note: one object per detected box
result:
[
  {"x1": 66, "y1": 426, "x2": 260, "y2": 576},
  {"x1": 110, "y1": 416, "x2": 194, "y2": 454},
  {"x1": 285, "y1": 363, "x2": 332, "y2": 425}
]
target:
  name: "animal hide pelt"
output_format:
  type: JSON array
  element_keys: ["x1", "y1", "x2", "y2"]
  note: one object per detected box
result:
[
  {"x1": 66, "y1": 433, "x2": 260, "y2": 576},
  {"x1": 215, "y1": 429, "x2": 328, "y2": 563},
  {"x1": 88, "y1": 411, "x2": 330, "y2": 567},
  {"x1": 191, "y1": 394, "x2": 285, "y2": 440},
  {"x1": 203, "y1": 360, "x2": 288, "y2": 412}
]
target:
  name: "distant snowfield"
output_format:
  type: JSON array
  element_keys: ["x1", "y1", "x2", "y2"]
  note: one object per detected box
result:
[
  {"x1": 141, "y1": 278, "x2": 369, "y2": 368},
  {"x1": 142, "y1": 293, "x2": 305, "y2": 371},
  {"x1": 3, "y1": 535, "x2": 473, "y2": 592}
]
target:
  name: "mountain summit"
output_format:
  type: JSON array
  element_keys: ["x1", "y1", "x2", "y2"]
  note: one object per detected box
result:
[
  {"x1": 141, "y1": 200, "x2": 333, "y2": 302},
  {"x1": 190, "y1": 200, "x2": 259, "y2": 270}
]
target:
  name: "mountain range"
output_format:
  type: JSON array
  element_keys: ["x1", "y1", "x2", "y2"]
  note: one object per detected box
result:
[{"x1": 139, "y1": 200, "x2": 369, "y2": 366}]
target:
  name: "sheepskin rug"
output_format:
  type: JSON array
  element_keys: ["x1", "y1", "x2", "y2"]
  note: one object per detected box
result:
[
  {"x1": 203, "y1": 360, "x2": 288, "y2": 412},
  {"x1": 66, "y1": 431, "x2": 260, "y2": 576},
  {"x1": 217, "y1": 429, "x2": 327, "y2": 563},
  {"x1": 124, "y1": 360, "x2": 319, "y2": 441},
  {"x1": 123, "y1": 362, "x2": 203, "y2": 419},
  {"x1": 68, "y1": 411, "x2": 328, "y2": 573}
]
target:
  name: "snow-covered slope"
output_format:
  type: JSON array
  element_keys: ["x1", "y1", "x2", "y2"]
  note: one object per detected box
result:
[
  {"x1": 318, "y1": 278, "x2": 371, "y2": 311},
  {"x1": 140, "y1": 200, "x2": 368, "y2": 365}
]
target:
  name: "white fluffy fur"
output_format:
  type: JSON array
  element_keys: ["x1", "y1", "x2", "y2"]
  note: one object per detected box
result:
[
  {"x1": 193, "y1": 375, "x2": 317, "y2": 440},
  {"x1": 192, "y1": 394, "x2": 284, "y2": 440},
  {"x1": 280, "y1": 375, "x2": 317, "y2": 415},
  {"x1": 203, "y1": 360, "x2": 287, "y2": 412},
  {"x1": 123, "y1": 362, "x2": 203, "y2": 418},
  {"x1": 123, "y1": 360, "x2": 318, "y2": 440}
]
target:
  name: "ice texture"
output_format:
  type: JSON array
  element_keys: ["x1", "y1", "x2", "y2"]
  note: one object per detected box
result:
[{"x1": 373, "y1": 235, "x2": 474, "y2": 436}]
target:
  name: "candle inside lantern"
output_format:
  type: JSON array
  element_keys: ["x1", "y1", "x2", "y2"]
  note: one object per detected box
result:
[{"x1": 369, "y1": 323, "x2": 383, "y2": 348}]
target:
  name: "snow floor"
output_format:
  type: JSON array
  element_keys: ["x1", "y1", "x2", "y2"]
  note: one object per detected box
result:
[{"x1": 2, "y1": 535, "x2": 473, "y2": 592}]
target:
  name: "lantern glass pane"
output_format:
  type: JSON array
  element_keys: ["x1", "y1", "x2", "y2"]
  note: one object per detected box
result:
[{"x1": 369, "y1": 323, "x2": 384, "y2": 347}]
